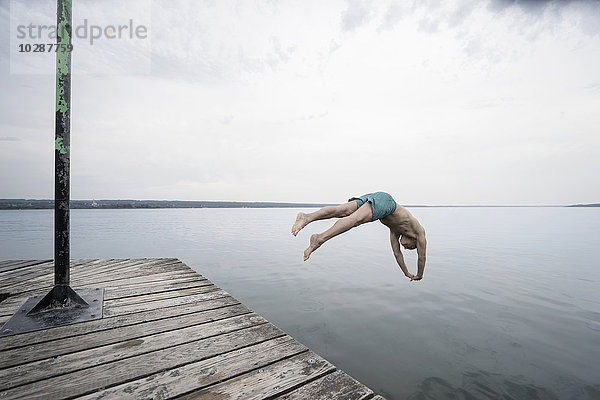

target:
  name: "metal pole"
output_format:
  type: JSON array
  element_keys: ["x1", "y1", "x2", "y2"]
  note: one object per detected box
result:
[
  {"x1": 0, "y1": 0, "x2": 105, "y2": 336},
  {"x1": 55, "y1": 0, "x2": 72, "y2": 285}
]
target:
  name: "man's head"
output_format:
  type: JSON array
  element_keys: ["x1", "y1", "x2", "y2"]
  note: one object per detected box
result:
[{"x1": 400, "y1": 235, "x2": 417, "y2": 250}]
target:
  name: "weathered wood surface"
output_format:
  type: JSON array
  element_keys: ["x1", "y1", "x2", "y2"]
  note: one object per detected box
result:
[
  {"x1": 0, "y1": 259, "x2": 386, "y2": 399},
  {"x1": 274, "y1": 370, "x2": 374, "y2": 400}
]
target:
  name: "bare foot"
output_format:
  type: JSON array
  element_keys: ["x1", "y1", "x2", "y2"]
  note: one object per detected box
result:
[
  {"x1": 291, "y1": 212, "x2": 308, "y2": 236},
  {"x1": 303, "y1": 234, "x2": 321, "y2": 261}
]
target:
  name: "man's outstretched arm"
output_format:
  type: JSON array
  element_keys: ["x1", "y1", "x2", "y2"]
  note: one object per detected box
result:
[
  {"x1": 415, "y1": 229, "x2": 427, "y2": 280},
  {"x1": 390, "y1": 230, "x2": 415, "y2": 279}
]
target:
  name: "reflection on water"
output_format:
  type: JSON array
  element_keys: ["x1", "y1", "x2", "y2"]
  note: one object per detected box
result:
[
  {"x1": 1, "y1": 207, "x2": 599, "y2": 400},
  {"x1": 407, "y1": 372, "x2": 600, "y2": 400}
]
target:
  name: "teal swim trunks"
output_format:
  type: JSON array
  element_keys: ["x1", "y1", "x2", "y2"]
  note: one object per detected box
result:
[{"x1": 348, "y1": 192, "x2": 397, "y2": 221}]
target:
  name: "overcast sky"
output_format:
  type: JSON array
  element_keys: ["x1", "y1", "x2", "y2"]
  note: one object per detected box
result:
[{"x1": 1, "y1": 0, "x2": 599, "y2": 205}]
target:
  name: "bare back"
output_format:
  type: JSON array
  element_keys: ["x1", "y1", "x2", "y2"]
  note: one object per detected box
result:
[{"x1": 380, "y1": 204, "x2": 424, "y2": 239}]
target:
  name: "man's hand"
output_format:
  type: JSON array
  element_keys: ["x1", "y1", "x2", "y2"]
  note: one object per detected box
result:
[
  {"x1": 410, "y1": 274, "x2": 422, "y2": 281},
  {"x1": 405, "y1": 272, "x2": 416, "y2": 280}
]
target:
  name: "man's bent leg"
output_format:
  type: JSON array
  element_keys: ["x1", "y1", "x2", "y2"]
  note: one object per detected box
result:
[
  {"x1": 303, "y1": 203, "x2": 373, "y2": 261},
  {"x1": 292, "y1": 201, "x2": 358, "y2": 236}
]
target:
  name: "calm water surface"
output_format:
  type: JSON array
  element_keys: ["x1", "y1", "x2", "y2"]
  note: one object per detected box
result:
[{"x1": 1, "y1": 207, "x2": 599, "y2": 400}]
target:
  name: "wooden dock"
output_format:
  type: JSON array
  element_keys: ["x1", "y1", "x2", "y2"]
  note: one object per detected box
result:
[{"x1": 0, "y1": 258, "x2": 386, "y2": 400}]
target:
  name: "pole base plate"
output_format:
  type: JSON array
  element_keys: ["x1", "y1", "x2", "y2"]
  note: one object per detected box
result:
[{"x1": 0, "y1": 288, "x2": 104, "y2": 337}]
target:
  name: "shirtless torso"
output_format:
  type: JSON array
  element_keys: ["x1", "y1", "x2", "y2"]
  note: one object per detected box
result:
[{"x1": 381, "y1": 204, "x2": 427, "y2": 280}]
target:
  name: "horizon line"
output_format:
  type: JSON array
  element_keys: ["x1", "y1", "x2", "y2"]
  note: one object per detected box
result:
[{"x1": 1, "y1": 198, "x2": 598, "y2": 208}]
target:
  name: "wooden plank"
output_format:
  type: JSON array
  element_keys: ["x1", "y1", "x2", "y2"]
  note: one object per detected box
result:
[
  {"x1": 103, "y1": 288, "x2": 231, "y2": 317},
  {"x1": 0, "y1": 259, "x2": 184, "y2": 289},
  {"x1": 0, "y1": 260, "x2": 26, "y2": 268},
  {"x1": 0, "y1": 258, "x2": 181, "y2": 291},
  {"x1": 0, "y1": 260, "x2": 47, "y2": 269},
  {"x1": 0, "y1": 259, "x2": 111, "y2": 281},
  {"x1": 179, "y1": 351, "x2": 335, "y2": 400},
  {"x1": 69, "y1": 258, "x2": 190, "y2": 282},
  {"x1": 0, "y1": 260, "x2": 51, "y2": 273},
  {"x1": 0, "y1": 274, "x2": 206, "y2": 317},
  {"x1": 76, "y1": 336, "x2": 306, "y2": 400},
  {"x1": 0, "y1": 259, "x2": 202, "y2": 323},
  {"x1": 1, "y1": 268, "x2": 200, "y2": 297},
  {"x1": 103, "y1": 277, "x2": 212, "y2": 300},
  {"x1": 0, "y1": 278, "x2": 212, "y2": 319},
  {"x1": 0, "y1": 259, "x2": 104, "y2": 272},
  {"x1": 76, "y1": 268, "x2": 200, "y2": 287},
  {"x1": 80, "y1": 274, "x2": 202, "y2": 294},
  {"x1": 3, "y1": 284, "x2": 218, "y2": 320},
  {"x1": 0, "y1": 259, "x2": 107, "y2": 293},
  {"x1": 83, "y1": 270, "x2": 200, "y2": 287},
  {"x1": 3, "y1": 287, "x2": 228, "y2": 336},
  {"x1": 0, "y1": 313, "x2": 268, "y2": 390},
  {"x1": 71, "y1": 258, "x2": 184, "y2": 277},
  {"x1": 101, "y1": 285, "x2": 219, "y2": 308},
  {"x1": 0, "y1": 260, "x2": 194, "y2": 297},
  {"x1": 0, "y1": 297, "x2": 242, "y2": 351},
  {"x1": 0, "y1": 259, "x2": 87, "y2": 287},
  {"x1": 0, "y1": 259, "x2": 186, "y2": 293},
  {"x1": 0, "y1": 294, "x2": 240, "y2": 368},
  {"x1": 59, "y1": 259, "x2": 152, "y2": 280},
  {"x1": 274, "y1": 370, "x2": 374, "y2": 400},
  {"x1": 0, "y1": 326, "x2": 292, "y2": 400}
]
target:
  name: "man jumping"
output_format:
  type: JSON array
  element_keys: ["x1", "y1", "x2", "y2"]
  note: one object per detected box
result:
[{"x1": 291, "y1": 192, "x2": 427, "y2": 281}]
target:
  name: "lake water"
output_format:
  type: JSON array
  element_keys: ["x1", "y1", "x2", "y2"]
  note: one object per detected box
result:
[{"x1": 1, "y1": 207, "x2": 599, "y2": 400}]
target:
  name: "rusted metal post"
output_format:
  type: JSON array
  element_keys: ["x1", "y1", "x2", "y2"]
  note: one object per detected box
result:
[
  {"x1": 26, "y1": 0, "x2": 89, "y2": 313},
  {"x1": 0, "y1": 0, "x2": 104, "y2": 337},
  {"x1": 54, "y1": 0, "x2": 72, "y2": 285}
]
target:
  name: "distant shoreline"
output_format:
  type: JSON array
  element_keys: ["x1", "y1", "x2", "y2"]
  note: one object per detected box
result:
[
  {"x1": 0, "y1": 199, "x2": 333, "y2": 210},
  {"x1": 1, "y1": 199, "x2": 598, "y2": 210}
]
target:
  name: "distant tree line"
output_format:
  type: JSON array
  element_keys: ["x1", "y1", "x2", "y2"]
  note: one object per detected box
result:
[{"x1": 0, "y1": 199, "x2": 332, "y2": 210}]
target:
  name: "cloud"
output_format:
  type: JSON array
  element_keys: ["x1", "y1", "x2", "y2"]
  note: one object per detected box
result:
[
  {"x1": 419, "y1": 15, "x2": 441, "y2": 34},
  {"x1": 487, "y1": 0, "x2": 553, "y2": 13},
  {"x1": 585, "y1": 82, "x2": 600, "y2": 92},
  {"x1": 379, "y1": 0, "x2": 474, "y2": 33},
  {"x1": 576, "y1": 1, "x2": 600, "y2": 36},
  {"x1": 486, "y1": 0, "x2": 600, "y2": 36},
  {"x1": 265, "y1": 37, "x2": 295, "y2": 70},
  {"x1": 148, "y1": 1, "x2": 336, "y2": 83},
  {"x1": 446, "y1": 1, "x2": 478, "y2": 28},
  {"x1": 341, "y1": 0, "x2": 373, "y2": 32},
  {"x1": 0, "y1": 137, "x2": 21, "y2": 141},
  {"x1": 297, "y1": 112, "x2": 329, "y2": 121},
  {"x1": 377, "y1": 0, "x2": 600, "y2": 40}
]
